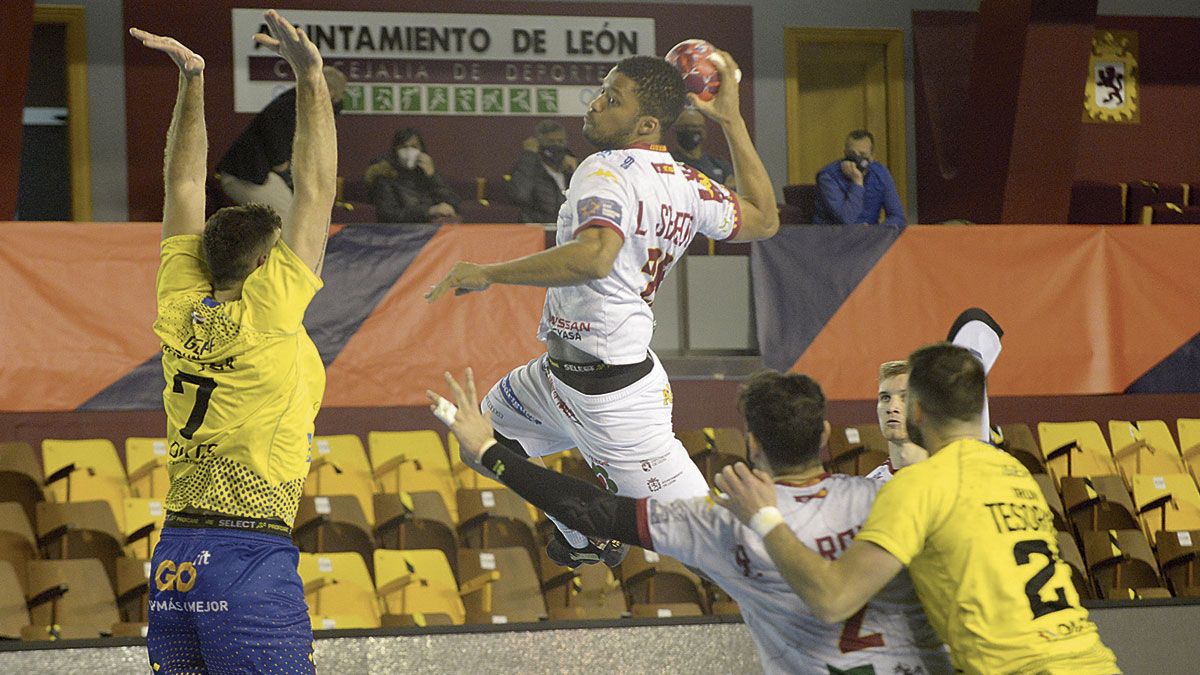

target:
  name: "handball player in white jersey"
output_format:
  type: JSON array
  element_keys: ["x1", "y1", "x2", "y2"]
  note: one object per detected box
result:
[
  {"x1": 430, "y1": 368, "x2": 951, "y2": 674},
  {"x1": 428, "y1": 49, "x2": 780, "y2": 566}
]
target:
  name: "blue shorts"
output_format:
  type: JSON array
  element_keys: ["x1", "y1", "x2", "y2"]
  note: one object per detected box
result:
[{"x1": 146, "y1": 525, "x2": 314, "y2": 674}]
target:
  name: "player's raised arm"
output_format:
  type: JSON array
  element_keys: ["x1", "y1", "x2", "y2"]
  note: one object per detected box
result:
[
  {"x1": 690, "y1": 50, "x2": 779, "y2": 242},
  {"x1": 131, "y1": 28, "x2": 207, "y2": 240},
  {"x1": 255, "y1": 10, "x2": 337, "y2": 276}
]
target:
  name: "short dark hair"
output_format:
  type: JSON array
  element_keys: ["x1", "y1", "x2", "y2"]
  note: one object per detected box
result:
[
  {"x1": 535, "y1": 120, "x2": 564, "y2": 136},
  {"x1": 847, "y1": 129, "x2": 875, "y2": 147},
  {"x1": 615, "y1": 56, "x2": 688, "y2": 133},
  {"x1": 202, "y1": 204, "x2": 281, "y2": 290},
  {"x1": 390, "y1": 127, "x2": 425, "y2": 154},
  {"x1": 736, "y1": 371, "x2": 826, "y2": 471},
  {"x1": 906, "y1": 343, "x2": 985, "y2": 423}
]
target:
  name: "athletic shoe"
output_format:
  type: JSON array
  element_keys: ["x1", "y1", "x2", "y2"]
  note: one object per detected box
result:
[{"x1": 546, "y1": 531, "x2": 628, "y2": 568}]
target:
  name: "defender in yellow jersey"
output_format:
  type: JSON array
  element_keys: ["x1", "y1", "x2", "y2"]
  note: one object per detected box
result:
[
  {"x1": 134, "y1": 11, "x2": 337, "y2": 674},
  {"x1": 715, "y1": 344, "x2": 1119, "y2": 675}
]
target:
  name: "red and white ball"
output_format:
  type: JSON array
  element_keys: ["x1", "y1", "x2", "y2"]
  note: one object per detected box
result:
[{"x1": 665, "y1": 39, "x2": 741, "y2": 102}]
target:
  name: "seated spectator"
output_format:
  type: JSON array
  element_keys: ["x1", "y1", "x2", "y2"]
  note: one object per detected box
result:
[
  {"x1": 365, "y1": 128, "x2": 461, "y2": 223},
  {"x1": 507, "y1": 120, "x2": 577, "y2": 224},
  {"x1": 813, "y1": 130, "x2": 905, "y2": 227},
  {"x1": 670, "y1": 107, "x2": 734, "y2": 187},
  {"x1": 216, "y1": 66, "x2": 347, "y2": 221}
]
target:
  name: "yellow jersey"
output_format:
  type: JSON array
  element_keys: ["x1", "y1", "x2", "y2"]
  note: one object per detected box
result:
[
  {"x1": 856, "y1": 439, "x2": 1119, "y2": 675},
  {"x1": 154, "y1": 235, "x2": 324, "y2": 526}
]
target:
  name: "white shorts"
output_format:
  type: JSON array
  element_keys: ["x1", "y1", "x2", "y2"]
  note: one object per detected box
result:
[{"x1": 483, "y1": 352, "x2": 709, "y2": 501}]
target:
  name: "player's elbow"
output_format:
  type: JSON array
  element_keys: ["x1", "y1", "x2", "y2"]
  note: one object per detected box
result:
[{"x1": 810, "y1": 592, "x2": 862, "y2": 624}]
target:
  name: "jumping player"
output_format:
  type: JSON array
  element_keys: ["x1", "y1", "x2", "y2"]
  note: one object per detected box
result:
[
  {"x1": 133, "y1": 11, "x2": 336, "y2": 672},
  {"x1": 427, "y1": 49, "x2": 779, "y2": 566}
]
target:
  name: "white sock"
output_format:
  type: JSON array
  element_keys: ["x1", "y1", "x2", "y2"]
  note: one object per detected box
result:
[{"x1": 547, "y1": 514, "x2": 589, "y2": 548}]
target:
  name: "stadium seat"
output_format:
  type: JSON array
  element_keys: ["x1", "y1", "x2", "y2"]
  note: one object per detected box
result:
[
  {"x1": 1060, "y1": 475, "x2": 1139, "y2": 532},
  {"x1": 1108, "y1": 421, "x2": 1185, "y2": 486},
  {"x1": 1036, "y1": 422, "x2": 1120, "y2": 486},
  {"x1": 458, "y1": 547, "x2": 547, "y2": 624},
  {"x1": 375, "y1": 548, "x2": 467, "y2": 626},
  {"x1": 1155, "y1": 529, "x2": 1200, "y2": 596},
  {"x1": 41, "y1": 438, "x2": 131, "y2": 509},
  {"x1": 1131, "y1": 474, "x2": 1200, "y2": 542},
  {"x1": 620, "y1": 546, "x2": 707, "y2": 613},
  {"x1": 457, "y1": 488, "x2": 540, "y2": 567},
  {"x1": 1032, "y1": 473, "x2": 1070, "y2": 532},
  {"x1": 294, "y1": 495, "x2": 376, "y2": 580},
  {"x1": 1067, "y1": 180, "x2": 1125, "y2": 225},
  {"x1": 0, "y1": 502, "x2": 38, "y2": 595},
  {"x1": 1125, "y1": 180, "x2": 1185, "y2": 224},
  {"x1": 629, "y1": 602, "x2": 704, "y2": 618},
  {"x1": 0, "y1": 441, "x2": 46, "y2": 527},
  {"x1": 0, "y1": 560, "x2": 29, "y2": 639},
  {"x1": 124, "y1": 437, "x2": 170, "y2": 500},
  {"x1": 306, "y1": 434, "x2": 376, "y2": 525},
  {"x1": 1177, "y1": 418, "x2": 1200, "y2": 481},
  {"x1": 297, "y1": 551, "x2": 381, "y2": 628},
  {"x1": 826, "y1": 425, "x2": 889, "y2": 477},
  {"x1": 374, "y1": 491, "x2": 459, "y2": 575},
  {"x1": 993, "y1": 424, "x2": 1047, "y2": 475},
  {"x1": 1081, "y1": 529, "x2": 1163, "y2": 599},
  {"x1": 122, "y1": 497, "x2": 166, "y2": 559},
  {"x1": 369, "y1": 430, "x2": 458, "y2": 523},
  {"x1": 36, "y1": 501, "x2": 126, "y2": 593},
  {"x1": 542, "y1": 556, "x2": 627, "y2": 621},
  {"x1": 1142, "y1": 203, "x2": 1200, "y2": 224},
  {"x1": 448, "y1": 433, "x2": 505, "y2": 491},
  {"x1": 1055, "y1": 532, "x2": 1092, "y2": 599},
  {"x1": 26, "y1": 558, "x2": 120, "y2": 638},
  {"x1": 114, "y1": 557, "x2": 150, "y2": 624}
]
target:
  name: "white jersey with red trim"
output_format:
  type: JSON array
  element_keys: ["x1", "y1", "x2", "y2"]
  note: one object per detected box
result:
[
  {"x1": 537, "y1": 144, "x2": 742, "y2": 365},
  {"x1": 865, "y1": 458, "x2": 897, "y2": 482},
  {"x1": 638, "y1": 474, "x2": 950, "y2": 674}
]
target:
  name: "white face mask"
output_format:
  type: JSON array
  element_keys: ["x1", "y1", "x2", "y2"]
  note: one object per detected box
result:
[{"x1": 396, "y1": 146, "x2": 421, "y2": 169}]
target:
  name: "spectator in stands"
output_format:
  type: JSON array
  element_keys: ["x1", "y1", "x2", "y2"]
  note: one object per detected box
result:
[
  {"x1": 216, "y1": 66, "x2": 347, "y2": 221},
  {"x1": 671, "y1": 107, "x2": 735, "y2": 187},
  {"x1": 813, "y1": 130, "x2": 905, "y2": 227},
  {"x1": 366, "y1": 127, "x2": 461, "y2": 223},
  {"x1": 507, "y1": 120, "x2": 577, "y2": 223}
]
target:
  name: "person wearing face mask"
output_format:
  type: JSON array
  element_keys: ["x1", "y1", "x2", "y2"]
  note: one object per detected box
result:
[
  {"x1": 365, "y1": 127, "x2": 461, "y2": 223},
  {"x1": 670, "y1": 107, "x2": 735, "y2": 188},
  {"x1": 813, "y1": 129, "x2": 905, "y2": 227},
  {"x1": 507, "y1": 120, "x2": 578, "y2": 224}
]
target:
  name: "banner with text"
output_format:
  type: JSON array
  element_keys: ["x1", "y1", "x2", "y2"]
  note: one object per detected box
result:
[{"x1": 232, "y1": 9, "x2": 655, "y2": 116}]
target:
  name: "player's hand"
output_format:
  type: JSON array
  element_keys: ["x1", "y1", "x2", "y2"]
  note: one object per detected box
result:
[
  {"x1": 254, "y1": 9, "x2": 323, "y2": 78},
  {"x1": 690, "y1": 49, "x2": 742, "y2": 127},
  {"x1": 426, "y1": 261, "x2": 491, "y2": 302},
  {"x1": 840, "y1": 160, "x2": 865, "y2": 186},
  {"x1": 416, "y1": 152, "x2": 435, "y2": 177},
  {"x1": 713, "y1": 462, "x2": 777, "y2": 526},
  {"x1": 427, "y1": 368, "x2": 494, "y2": 467},
  {"x1": 129, "y1": 28, "x2": 205, "y2": 79}
]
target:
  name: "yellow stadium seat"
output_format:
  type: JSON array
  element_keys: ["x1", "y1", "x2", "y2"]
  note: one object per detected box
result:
[
  {"x1": 826, "y1": 425, "x2": 889, "y2": 477},
  {"x1": 1178, "y1": 419, "x2": 1200, "y2": 482},
  {"x1": 0, "y1": 502, "x2": 37, "y2": 595},
  {"x1": 374, "y1": 491, "x2": 459, "y2": 573},
  {"x1": 1108, "y1": 421, "x2": 1185, "y2": 487},
  {"x1": 619, "y1": 546, "x2": 706, "y2": 612},
  {"x1": 0, "y1": 441, "x2": 46, "y2": 527},
  {"x1": 457, "y1": 547, "x2": 546, "y2": 624},
  {"x1": 124, "y1": 438, "x2": 170, "y2": 500},
  {"x1": 297, "y1": 552, "x2": 380, "y2": 627},
  {"x1": 36, "y1": 500, "x2": 125, "y2": 592},
  {"x1": 629, "y1": 602, "x2": 703, "y2": 618},
  {"x1": 1156, "y1": 529, "x2": 1200, "y2": 596},
  {"x1": 306, "y1": 434, "x2": 376, "y2": 525},
  {"x1": 1080, "y1": 529, "x2": 1163, "y2": 599},
  {"x1": 42, "y1": 438, "x2": 130, "y2": 507},
  {"x1": 457, "y1": 488, "x2": 539, "y2": 565},
  {"x1": 0, "y1": 560, "x2": 29, "y2": 639},
  {"x1": 369, "y1": 431, "x2": 458, "y2": 523},
  {"x1": 114, "y1": 556, "x2": 151, "y2": 625},
  {"x1": 375, "y1": 549, "x2": 466, "y2": 626},
  {"x1": 1036, "y1": 422, "x2": 1120, "y2": 485},
  {"x1": 311, "y1": 614, "x2": 379, "y2": 631},
  {"x1": 448, "y1": 433, "x2": 505, "y2": 491},
  {"x1": 993, "y1": 423, "x2": 1047, "y2": 475},
  {"x1": 543, "y1": 556, "x2": 627, "y2": 621},
  {"x1": 26, "y1": 558, "x2": 120, "y2": 638},
  {"x1": 1131, "y1": 474, "x2": 1200, "y2": 542},
  {"x1": 294, "y1": 495, "x2": 375, "y2": 578},
  {"x1": 122, "y1": 498, "x2": 166, "y2": 559},
  {"x1": 1055, "y1": 532, "x2": 1092, "y2": 599},
  {"x1": 1060, "y1": 475, "x2": 1138, "y2": 532}
]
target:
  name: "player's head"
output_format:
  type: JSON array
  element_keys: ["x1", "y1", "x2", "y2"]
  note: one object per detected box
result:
[
  {"x1": 736, "y1": 370, "x2": 830, "y2": 474},
  {"x1": 323, "y1": 66, "x2": 348, "y2": 107},
  {"x1": 201, "y1": 203, "x2": 282, "y2": 291},
  {"x1": 905, "y1": 343, "x2": 986, "y2": 450},
  {"x1": 876, "y1": 360, "x2": 909, "y2": 444},
  {"x1": 391, "y1": 127, "x2": 425, "y2": 154},
  {"x1": 845, "y1": 129, "x2": 875, "y2": 163},
  {"x1": 583, "y1": 56, "x2": 687, "y2": 150}
]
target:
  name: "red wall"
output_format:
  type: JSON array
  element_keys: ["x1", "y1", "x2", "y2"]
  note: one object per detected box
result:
[
  {"x1": 123, "y1": 0, "x2": 754, "y2": 222},
  {"x1": 0, "y1": 1, "x2": 34, "y2": 220}
]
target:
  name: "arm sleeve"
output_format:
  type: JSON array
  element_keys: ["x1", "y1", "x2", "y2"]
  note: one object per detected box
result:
[
  {"x1": 638, "y1": 495, "x2": 737, "y2": 569},
  {"x1": 682, "y1": 164, "x2": 743, "y2": 242},
  {"x1": 239, "y1": 237, "x2": 324, "y2": 332},
  {"x1": 854, "y1": 467, "x2": 948, "y2": 566},
  {"x1": 156, "y1": 235, "x2": 210, "y2": 304},
  {"x1": 479, "y1": 441, "x2": 643, "y2": 545},
  {"x1": 567, "y1": 155, "x2": 636, "y2": 242},
  {"x1": 878, "y1": 167, "x2": 907, "y2": 227},
  {"x1": 428, "y1": 173, "x2": 462, "y2": 209},
  {"x1": 506, "y1": 151, "x2": 543, "y2": 206},
  {"x1": 817, "y1": 170, "x2": 865, "y2": 225}
]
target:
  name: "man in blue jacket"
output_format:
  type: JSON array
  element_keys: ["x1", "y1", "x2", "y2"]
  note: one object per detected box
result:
[{"x1": 813, "y1": 130, "x2": 905, "y2": 227}]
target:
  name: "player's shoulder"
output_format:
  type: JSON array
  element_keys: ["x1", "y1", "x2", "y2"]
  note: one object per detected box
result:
[
  {"x1": 573, "y1": 151, "x2": 636, "y2": 191},
  {"x1": 783, "y1": 473, "x2": 882, "y2": 501}
]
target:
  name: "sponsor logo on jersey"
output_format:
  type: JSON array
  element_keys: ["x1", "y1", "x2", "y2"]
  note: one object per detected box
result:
[
  {"x1": 662, "y1": 385, "x2": 673, "y2": 407},
  {"x1": 793, "y1": 488, "x2": 829, "y2": 503},
  {"x1": 588, "y1": 168, "x2": 620, "y2": 184},
  {"x1": 154, "y1": 559, "x2": 199, "y2": 592},
  {"x1": 647, "y1": 477, "x2": 662, "y2": 491},
  {"x1": 498, "y1": 377, "x2": 542, "y2": 426},
  {"x1": 620, "y1": 156, "x2": 635, "y2": 170},
  {"x1": 641, "y1": 460, "x2": 653, "y2": 472},
  {"x1": 150, "y1": 599, "x2": 229, "y2": 613},
  {"x1": 651, "y1": 162, "x2": 676, "y2": 175},
  {"x1": 576, "y1": 196, "x2": 623, "y2": 225}
]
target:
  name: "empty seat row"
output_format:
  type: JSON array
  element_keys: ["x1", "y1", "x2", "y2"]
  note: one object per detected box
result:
[{"x1": 1068, "y1": 180, "x2": 1200, "y2": 224}]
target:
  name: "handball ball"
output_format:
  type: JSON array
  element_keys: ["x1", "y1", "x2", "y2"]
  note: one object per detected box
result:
[{"x1": 665, "y1": 39, "x2": 741, "y2": 102}]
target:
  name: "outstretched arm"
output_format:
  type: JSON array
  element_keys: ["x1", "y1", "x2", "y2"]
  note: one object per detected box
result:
[
  {"x1": 131, "y1": 28, "x2": 206, "y2": 240},
  {"x1": 255, "y1": 10, "x2": 337, "y2": 276},
  {"x1": 714, "y1": 463, "x2": 903, "y2": 622},
  {"x1": 690, "y1": 50, "x2": 779, "y2": 242}
]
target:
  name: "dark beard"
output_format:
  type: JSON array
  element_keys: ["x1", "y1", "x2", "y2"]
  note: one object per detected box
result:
[
  {"x1": 906, "y1": 418, "x2": 926, "y2": 449},
  {"x1": 583, "y1": 118, "x2": 637, "y2": 151}
]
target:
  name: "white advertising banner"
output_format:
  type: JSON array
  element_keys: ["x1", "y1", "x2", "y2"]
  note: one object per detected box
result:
[{"x1": 231, "y1": 9, "x2": 656, "y2": 116}]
